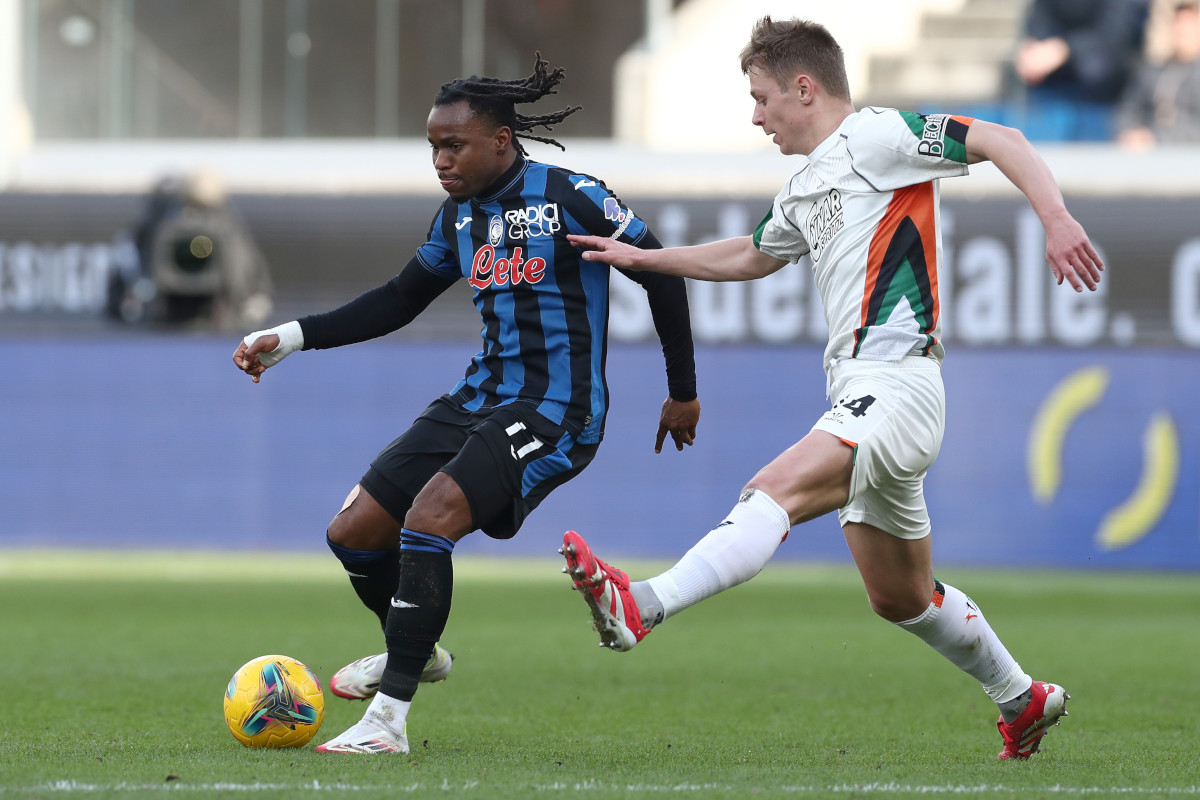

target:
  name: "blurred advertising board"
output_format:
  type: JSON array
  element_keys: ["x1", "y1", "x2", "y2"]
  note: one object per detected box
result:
[
  {"x1": 1, "y1": 338, "x2": 1197, "y2": 570},
  {"x1": 0, "y1": 192, "x2": 1198, "y2": 349}
]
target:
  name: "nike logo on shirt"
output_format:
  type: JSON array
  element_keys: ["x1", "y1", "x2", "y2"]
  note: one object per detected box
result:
[{"x1": 390, "y1": 598, "x2": 419, "y2": 609}]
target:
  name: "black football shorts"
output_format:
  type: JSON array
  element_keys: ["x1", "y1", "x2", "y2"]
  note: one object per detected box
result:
[{"x1": 359, "y1": 395, "x2": 598, "y2": 539}]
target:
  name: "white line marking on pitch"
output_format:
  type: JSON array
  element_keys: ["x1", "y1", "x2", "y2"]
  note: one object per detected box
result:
[{"x1": 4, "y1": 781, "x2": 1200, "y2": 794}]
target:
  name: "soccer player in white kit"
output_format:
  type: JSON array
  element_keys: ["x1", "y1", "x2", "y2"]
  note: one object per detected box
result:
[{"x1": 562, "y1": 16, "x2": 1103, "y2": 761}]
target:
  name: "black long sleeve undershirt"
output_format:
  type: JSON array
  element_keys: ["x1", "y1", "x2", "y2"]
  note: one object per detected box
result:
[
  {"x1": 619, "y1": 230, "x2": 697, "y2": 403},
  {"x1": 297, "y1": 244, "x2": 697, "y2": 403},
  {"x1": 297, "y1": 256, "x2": 455, "y2": 351}
]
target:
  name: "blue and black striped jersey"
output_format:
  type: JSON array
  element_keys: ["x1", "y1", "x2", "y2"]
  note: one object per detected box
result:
[{"x1": 415, "y1": 156, "x2": 672, "y2": 444}]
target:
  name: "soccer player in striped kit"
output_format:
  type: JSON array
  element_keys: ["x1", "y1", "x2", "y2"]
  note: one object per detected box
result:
[
  {"x1": 233, "y1": 55, "x2": 700, "y2": 754},
  {"x1": 563, "y1": 17, "x2": 1102, "y2": 761}
]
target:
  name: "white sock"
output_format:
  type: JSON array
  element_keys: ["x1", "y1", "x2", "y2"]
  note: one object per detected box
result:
[
  {"x1": 895, "y1": 581, "x2": 1032, "y2": 704},
  {"x1": 642, "y1": 489, "x2": 791, "y2": 624},
  {"x1": 363, "y1": 691, "x2": 411, "y2": 735}
]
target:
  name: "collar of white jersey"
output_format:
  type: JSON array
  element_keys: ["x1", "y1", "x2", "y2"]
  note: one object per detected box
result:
[{"x1": 807, "y1": 110, "x2": 862, "y2": 163}]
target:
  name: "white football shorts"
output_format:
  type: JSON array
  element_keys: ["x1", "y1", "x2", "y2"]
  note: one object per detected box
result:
[{"x1": 811, "y1": 355, "x2": 945, "y2": 540}]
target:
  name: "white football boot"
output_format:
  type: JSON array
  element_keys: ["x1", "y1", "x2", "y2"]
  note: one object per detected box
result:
[
  {"x1": 329, "y1": 645, "x2": 453, "y2": 700},
  {"x1": 315, "y1": 695, "x2": 409, "y2": 754}
]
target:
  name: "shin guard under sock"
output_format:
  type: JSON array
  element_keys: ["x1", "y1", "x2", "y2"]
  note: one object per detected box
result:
[
  {"x1": 896, "y1": 580, "x2": 1031, "y2": 706},
  {"x1": 642, "y1": 488, "x2": 791, "y2": 625},
  {"x1": 379, "y1": 529, "x2": 455, "y2": 702},
  {"x1": 327, "y1": 536, "x2": 400, "y2": 629}
]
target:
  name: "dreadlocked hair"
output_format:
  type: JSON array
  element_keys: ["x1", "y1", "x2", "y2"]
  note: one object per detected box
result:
[{"x1": 434, "y1": 52, "x2": 582, "y2": 154}]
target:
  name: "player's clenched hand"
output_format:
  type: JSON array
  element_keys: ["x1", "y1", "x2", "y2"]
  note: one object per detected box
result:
[
  {"x1": 232, "y1": 334, "x2": 280, "y2": 384},
  {"x1": 656, "y1": 396, "x2": 700, "y2": 453},
  {"x1": 233, "y1": 321, "x2": 304, "y2": 383},
  {"x1": 1044, "y1": 213, "x2": 1103, "y2": 292},
  {"x1": 567, "y1": 234, "x2": 646, "y2": 270}
]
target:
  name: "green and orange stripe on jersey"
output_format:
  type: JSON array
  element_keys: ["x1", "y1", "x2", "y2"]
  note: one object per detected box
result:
[{"x1": 852, "y1": 181, "x2": 940, "y2": 357}]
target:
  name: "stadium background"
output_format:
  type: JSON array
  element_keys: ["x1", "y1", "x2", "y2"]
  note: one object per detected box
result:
[{"x1": 2, "y1": 0, "x2": 1198, "y2": 570}]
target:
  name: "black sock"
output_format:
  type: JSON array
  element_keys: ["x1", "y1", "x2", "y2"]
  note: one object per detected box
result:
[
  {"x1": 379, "y1": 528, "x2": 455, "y2": 702},
  {"x1": 326, "y1": 535, "x2": 400, "y2": 629}
]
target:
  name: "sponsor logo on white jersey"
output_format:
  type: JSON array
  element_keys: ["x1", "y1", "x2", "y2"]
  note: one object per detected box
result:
[
  {"x1": 917, "y1": 113, "x2": 949, "y2": 157},
  {"x1": 806, "y1": 188, "x2": 844, "y2": 262}
]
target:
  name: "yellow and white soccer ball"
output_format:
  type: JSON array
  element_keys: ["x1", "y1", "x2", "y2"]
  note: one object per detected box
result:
[{"x1": 223, "y1": 654, "x2": 325, "y2": 748}]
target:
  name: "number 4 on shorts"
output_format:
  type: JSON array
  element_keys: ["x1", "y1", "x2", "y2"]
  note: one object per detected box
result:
[{"x1": 841, "y1": 395, "x2": 876, "y2": 417}]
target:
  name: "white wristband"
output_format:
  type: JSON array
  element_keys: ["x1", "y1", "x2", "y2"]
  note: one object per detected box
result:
[{"x1": 243, "y1": 320, "x2": 304, "y2": 367}]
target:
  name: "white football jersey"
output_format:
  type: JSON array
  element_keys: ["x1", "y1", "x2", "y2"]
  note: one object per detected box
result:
[{"x1": 753, "y1": 107, "x2": 974, "y2": 372}]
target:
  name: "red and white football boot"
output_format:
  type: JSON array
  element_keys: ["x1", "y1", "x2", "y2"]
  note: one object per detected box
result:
[
  {"x1": 560, "y1": 530, "x2": 649, "y2": 652},
  {"x1": 997, "y1": 680, "x2": 1070, "y2": 760}
]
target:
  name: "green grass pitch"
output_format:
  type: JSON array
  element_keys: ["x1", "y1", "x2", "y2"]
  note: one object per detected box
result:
[{"x1": 1, "y1": 550, "x2": 1198, "y2": 799}]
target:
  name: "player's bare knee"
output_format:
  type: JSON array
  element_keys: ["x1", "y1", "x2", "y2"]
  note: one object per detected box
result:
[
  {"x1": 326, "y1": 511, "x2": 359, "y2": 548},
  {"x1": 403, "y1": 499, "x2": 461, "y2": 539},
  {"x1": 403, "y1": 502, "x2": 434, "y2": 534},
  {"x1": 868, "y1": 591, "x2": 928, "y2": 623},
  {"x1": 326, "y1": 486, "x2": 361, "y2": 546},
  {"x1": 404, "y1": 473, "x2": 473, "y2": 539},
  {"x1": 744, "y1": 470, "x2": 791, "y2": 504},
  {"x1": 327, "y1": 485, "x2": 404, "y2": 550},
  {"x1": 745, "y1": 475, "x2": 843, "y2": 525}
]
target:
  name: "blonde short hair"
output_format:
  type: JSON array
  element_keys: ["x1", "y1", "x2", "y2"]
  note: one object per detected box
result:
[{"x1": 738, "y1": 16, "x2": 851, "y2": 101}]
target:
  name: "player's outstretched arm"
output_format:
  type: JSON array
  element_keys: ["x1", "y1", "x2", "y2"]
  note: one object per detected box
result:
[
  {"x1": 964, "y1": 120, "x2": 1104, "y2": 292},
  {"x1": 567, "y1": 234, "x2": 786, "y2": 281},
  {"x1": 233, "y1": 321, "x2": 304, "y2": 384},
  {"x1": 236, "y1": 258, "x2": 457, "y2": 385}
]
